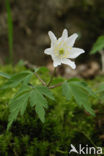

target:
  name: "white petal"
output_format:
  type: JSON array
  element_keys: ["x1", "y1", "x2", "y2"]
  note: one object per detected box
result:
[
  {"x1": 44, "y1": 48, "x2": 53, "y2": 55},
  {"x1": 69, "y1": 48, "x2": 85, "y2": 59},
  {"x1": 67, "y1": 33, "x2": 78, "y2": 46},
  {"x1": 61, "y1": 29, "x2": 68, "y2": 40},
  {"x1": 48, "y1": 31, "x2": 57, "y2": 45},
  {"x1": 61, "y1": 58, "x2": 76, "y2": 69},
  {"x1": 52, "y1": 56, "x2": 61, "y2": 67}
]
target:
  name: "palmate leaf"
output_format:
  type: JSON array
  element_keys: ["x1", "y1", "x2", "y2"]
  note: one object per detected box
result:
[
  {"x1": 69, "y1": 82, "x2": 95, "y2": 116},
  {"x1": 7, "y1": 91, "x2": 30, "y2": 130},
  {"x1": 30, "y1": 88, "x2": 48, "y2": 123},
  {"x1": 7, "y1": 85, "x2": 54, "y2": 130},
  {"x1": 78, "y1": 81, "x2": 96, "y2": 97},
  {"x1": 90, "y1": 35, "x2": 104, "y2": 54},
  {"x1": 30, "y1": 86, "x2": 54, "y2": 122},
  {"x1": 30, "y1": 88, "x2": 48, "y2": 108},
  {"x1": 36, "y1": 86, "x2": 55, "y2": 100},
  {"x1": 1, "y1": 71, "x2": 33, "y2": 89},
  {"x1": 13, "y1": 85, "x2": 31, "y2": 99},
  {"x1": 62, "y1": 80, "x2": 95, "y2": 116}
]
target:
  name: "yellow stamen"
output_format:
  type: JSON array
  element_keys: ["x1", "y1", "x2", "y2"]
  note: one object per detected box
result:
[{"x1": 59, "y1": 49, "x2": 64, "y2": 55}]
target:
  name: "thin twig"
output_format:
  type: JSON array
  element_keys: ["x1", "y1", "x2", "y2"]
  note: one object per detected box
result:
[
  {"x1": 24, "y1": 61, "x2": 61, "y2": 88},
  {"x1": 24, "y1": 61, "x2": 47, "y2": 86},
  {"x1": 34, "y1": 72, "x2": 47, "y2": 86},
  {"x1": 49, "y1": 82, "x2": 63, "y2": 89}
]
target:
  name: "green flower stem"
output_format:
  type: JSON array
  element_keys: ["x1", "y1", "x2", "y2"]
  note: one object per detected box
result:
[{"x1": 47, "y1": 68, "x2": 56, "y2": 87}]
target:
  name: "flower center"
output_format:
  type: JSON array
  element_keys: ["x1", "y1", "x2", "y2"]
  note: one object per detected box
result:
[
  {"x1": 54, "y1": 40, "x2": 70, "y2": 58},
  {"x1": 59, "y1": 49, "x2": 64, "y2": 55}
]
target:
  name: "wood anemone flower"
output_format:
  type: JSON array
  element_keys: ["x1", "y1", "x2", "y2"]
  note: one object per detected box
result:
[{"x1": 44, "y1": 29, "x2": 85, "y2": 69}]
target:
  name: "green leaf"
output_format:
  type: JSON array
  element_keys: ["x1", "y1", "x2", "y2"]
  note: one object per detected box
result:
[
  {"x1": 75, "y1": 81, "x2": 96, "y2": 97},
  {"x1": 0, "y1": 72, "x2": 11, "y2": 79},
  {"x1": 7, "y1": 83, "x2": 53, "y2": 129},
  {"x1": 62, "y1": 80, "x2": 95, "y2": 116},
  {"x1": 35, "y1": 105, "x2": 45, "y2": 123},
  {"x1": 69, "y1": 81, "x2": 95, "y2": 116},
  {"x1": 29, "y1": 87, "x2": 48, "y2": 122},
  {"x1": 83, "y1": 102, "x2": 96, "y2": 116},
  {"x1": 13, "y1": 85, "x2": 31, "y2": 99},
  {"x1": 1, "y1": 71, "x2": 33, "y2": 89},
  {"x1": 29, "y1": 85, "x2": 55, "y2": 122},
  {"x1": 90, "y1": 35, "x2": 104, "y2": 54},
  {"x1": 36, "y1": 86, "x2": 55, "y2": 100},
  {"x1": 30, "y1": 88, "x2": 48, "y2": 108},
  {"x1": 23, "y1": 73, "x2": 33, "y2": 85},
  {"x1": 7, "y1": 92, "x2": 30, "y2": 130},
  {"x1": 69, "y1": 82, "x2": 88, "y2": 107},
  {"x1": 62, "y1": 81, "x2": 73, "y2": 100},
  {"x1": 69, "y1": 78, "x2": 94, "y2": 96}
]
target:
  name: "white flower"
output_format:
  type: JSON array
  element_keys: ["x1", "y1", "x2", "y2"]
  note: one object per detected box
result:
[{"x1": 44, "y1": 29, "x2": 85, "y2": 69}]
